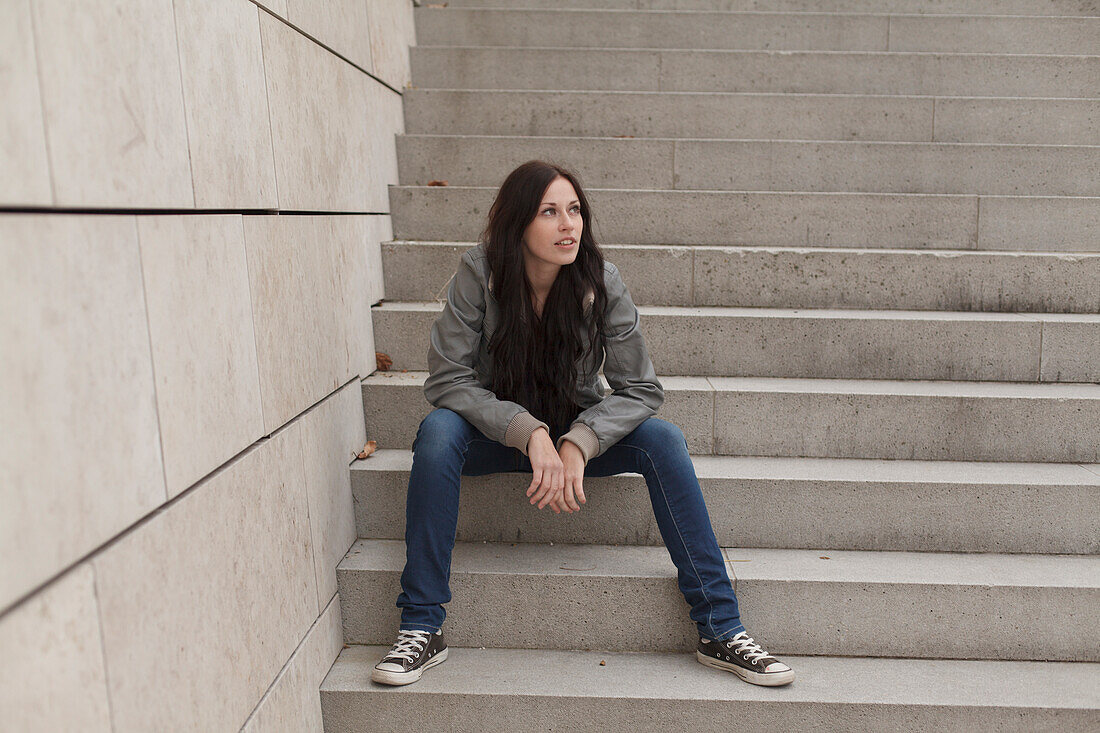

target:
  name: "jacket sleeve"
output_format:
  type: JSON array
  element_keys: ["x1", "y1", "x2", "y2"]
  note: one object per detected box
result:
[
  {"x1": 555, "y1": 262, "x2": 664, "y2": 464},
  {"x1": 423, "y1": 250, "x2": 550, "y2": 456}
]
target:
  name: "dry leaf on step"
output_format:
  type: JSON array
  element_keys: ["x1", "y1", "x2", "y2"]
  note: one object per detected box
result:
[
  {"x1": 427, "y1": 180, "x2": 449, "y2": 186},
  {"x1": 356, "y1": 440, "x2": 377, "y2": 460},
  {"x1": 376, "y1": 352, "x2": 393, "y2": 371}
]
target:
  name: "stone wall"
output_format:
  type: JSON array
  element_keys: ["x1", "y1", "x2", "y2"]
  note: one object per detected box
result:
[{"x1": 0, "y1": 1, "x2": 413, "y2": 729}]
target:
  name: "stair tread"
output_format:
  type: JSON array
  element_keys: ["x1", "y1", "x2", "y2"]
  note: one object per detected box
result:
[
  {"x1": 390, "y1": 183, "x2": 1100, "y2": 200},
  {"x1": 353, "y1": 448, "x2": 1100, "y2": 485},
  {"x1": 364, "y1": 370, "x2": 1100, "y2": 397},
  {"x1": 413, "y1": 45, "x2": 1100, "y2": 57},
  {"x1": 408, "y1": 80, "x2": 1100, "y2": 92},
  {"x1": 340, "y1": 539, "x2": 1100, "y2": 588},
  {"x1": 400, "y1": 131, "x2": 1100, "y2": 144},
  {"x1": 322, "y1": 644, "x2": 1100, "y2": 708},
  {"x1": 375, "y1": 300, "x2": 1100, "y2": 323},
  {"x1": 387, "y1": 239, "x2": 1100, "y2": 255}
]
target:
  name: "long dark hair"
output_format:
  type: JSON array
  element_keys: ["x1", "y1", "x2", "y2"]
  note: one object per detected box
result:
[{"x1": 480, "y1": 160, "x2": 609, "y2": 439}]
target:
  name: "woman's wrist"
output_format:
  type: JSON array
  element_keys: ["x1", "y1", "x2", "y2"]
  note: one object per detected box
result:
[{"x1": 555, "y1": 423, "x2": 599, "y2": 464}]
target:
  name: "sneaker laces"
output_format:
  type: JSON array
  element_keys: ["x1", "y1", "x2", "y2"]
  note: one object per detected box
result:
[
  {"x1": 725, "y1": 631, "x2": 772, "y2": 664},
  {"x1": 384, "y1": 629, "x2": 432, "y2": 663}
]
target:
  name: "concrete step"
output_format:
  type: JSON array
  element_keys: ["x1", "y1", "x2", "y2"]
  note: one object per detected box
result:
[
  {"x1": 372, "y1": 301, "x2": 1098, "y2": 382},
  {"x1": 381, "y1": 241, "x2": 1100, "y2": 313},
  {"x1": 414, "y1": 9, "x2": 1100, "y2": 55},
  {"x1": 396, "y1": 134, "x2": 1100, "y2": 190},
  {"x1": 411, "y1": 46, "x2": 1100, "y2": 98},
  {"x1": 436, "y1": 0, "x2": 1100, "y2": 16},
  {"x1": 405, "y1": 91, "x2": 1100, "y2": 155},
  {"x1": 336, "y1": 539, "x2": 1100, "y2": 660},
  {"x1": 352, "y1": 449, "x2": 1100, "y2": 554},
  {"x1": 325, "y1": 644, "x2": 1100, "y2": 729},
  {"x1": 322, "y1": 647, "x2": 1100, "y2": 731},
  {"x1": 360, "y1": 373, "x2": 1100, "y2": 462},
  {"x1": 397, "y1": 133, "x2": 1100, "y2": 195},
  {"x1": 388, "y1": 185, "x2": 1100, "y2": 252}
]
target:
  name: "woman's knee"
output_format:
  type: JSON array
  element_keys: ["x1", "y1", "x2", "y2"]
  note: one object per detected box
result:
[
  {"x1": 633, "y1": 417, "x2": 688, "y2": 454},
  {"x1": 413, "y1": 408, "x2": 470, "y2": 457}
]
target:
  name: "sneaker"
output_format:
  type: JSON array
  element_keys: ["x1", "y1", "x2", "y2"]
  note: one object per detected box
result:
[
  {"x1": 371, "y1": 628, "x2": 448, "y2": 686},
  {"x1": 697, "y1": 630, "x2": 794, "y2": 686}
]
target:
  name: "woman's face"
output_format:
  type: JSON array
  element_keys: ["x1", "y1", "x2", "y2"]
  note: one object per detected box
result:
[{"x1": 521, "y1": 176, "x2": 583, "y2": 272}]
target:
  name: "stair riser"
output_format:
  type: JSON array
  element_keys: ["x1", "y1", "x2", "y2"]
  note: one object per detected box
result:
[
  {"x1": 373, "y1": 307, "x2": 1098, "y2": 382},
  {"x1": 352, "y1": 467, "x2": 1100, "y2": 554},
  {"x1": 337, "y1": 566, "x2": 1097, "y2": 660},
  {"x1": 389, "y1": 187, "x2": 1100, "y2": 252},
  {"x1": 709, "y1": 389, "x2": 1100, "y2": 462},
  {"x1": 397, "y1": 135, "x2": 1100, "y2": 188},
  {"x1": 382, "y1": 242, "x2": 1100, "y2": 313},
  {"x1": 435, "y1": 0, "x2": 1100, "y2": 18},
  {"x1": 321, "y1": 693, "x2": 1093, "y2": 733},
  {"x1": 407, "y1": 91, "x2": 1100, "y2": 157},
  {"x1": 412, "y1": 46, "x2": 1100, "y2": 98},
  {"x1": 415, "y1": 10, "x2": 1096, "y2": 55},
  {"x1": 361, "y1": 381, "x2": 1100, "y2": 463}
]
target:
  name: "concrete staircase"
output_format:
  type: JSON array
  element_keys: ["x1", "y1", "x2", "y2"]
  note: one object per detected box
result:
[{"x1": 321, "y1": 2, "x2": 1100, "y2": 729}]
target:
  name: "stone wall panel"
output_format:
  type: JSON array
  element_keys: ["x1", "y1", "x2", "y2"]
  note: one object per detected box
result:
[
  {"x1": 137, "y1": 214, "x2": 265, "y2": 498},
  {"x1": 94, "y1": 422, "x2": 317, "y2": 732},
  {"x1": 241, "y1": 592, "x2": 343, "y2": 732},
  {"x1": 0, "y1": 0, "x2": 52, "y2": 205},
  {"x1": 173, "y1": 0, "x2": 279, "y2": 208},
  {"x1": 300, "y1": 381, "x2": 366, "y2": 612},
  {"x1": 0, "y1": 563, "x2": 112, "y2": 732},
  {"x1": 287, "y1": 0, "x2": 374, "y2": 73},
  {"x1": 367, "y1": 0, "x2": 417, "y2": 90},
  {"x1": 245, "y1": 215, "x2": 343, "y2": 431},
  {"x1": 260, "y1": 12, "x2": 402, "y2": 211},
  {"x1": 0, "y1": 214, "x2": 165, "y2": 610},
  {"x1": 31, "y1": 0, "x2": 193, "y2": 207}
]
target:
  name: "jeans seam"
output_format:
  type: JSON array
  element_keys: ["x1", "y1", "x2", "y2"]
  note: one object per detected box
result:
[
  {"x1": 402, "y1": 419, "x2": 478, "y2": 629},
  {"x1": 440, "y1": 431, "x2": 479, "y2": 600},
  {"x1": 620, "y1": 439, "x2": 718, "y2": 638}
]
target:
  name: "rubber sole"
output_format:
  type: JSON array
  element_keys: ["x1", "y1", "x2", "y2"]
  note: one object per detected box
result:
[
  {"x1": 696, "y1": 650, "x2": 795, "y2": 686},
  {"x1": 371, "y1": 647, "x2": 449, "y2": 686}
]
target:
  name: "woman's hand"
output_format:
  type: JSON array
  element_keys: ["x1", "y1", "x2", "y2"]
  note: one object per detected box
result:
[
  {"x1": 526, "y1": 427, "x2": 566, "y2": 513},
  {"x1": 558, "y1": 440, "x2": 587, "y2": 512}
]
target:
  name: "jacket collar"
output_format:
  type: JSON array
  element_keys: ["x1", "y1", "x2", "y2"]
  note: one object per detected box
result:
[{"x1": 488, "y1": 272, "x2": 595, "y2": 312}]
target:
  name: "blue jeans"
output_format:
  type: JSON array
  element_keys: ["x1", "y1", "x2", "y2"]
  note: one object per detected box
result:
[{"x1": 395, "y1": 407, "x2": 745, "y2": 641}]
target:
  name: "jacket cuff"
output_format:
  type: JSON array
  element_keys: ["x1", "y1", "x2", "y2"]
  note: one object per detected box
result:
[
  {"x1": 505, "y1": 410, "x2": 550, "y2": 456},
  {"x1": 555, "y1": 422, "x2": 600, "y2": 465}
]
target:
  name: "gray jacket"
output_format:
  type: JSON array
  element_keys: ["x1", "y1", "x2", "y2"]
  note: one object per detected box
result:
[{"x1": 423, "y1": 241, "x2": 664, "y2": 464}]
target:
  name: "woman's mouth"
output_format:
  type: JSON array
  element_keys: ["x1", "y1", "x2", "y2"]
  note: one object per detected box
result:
[{"x1": 554, "y1": 238, "x2": 576, "y2": 248}]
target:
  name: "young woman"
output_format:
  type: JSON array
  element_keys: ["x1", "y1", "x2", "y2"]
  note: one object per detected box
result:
[{"x1": 371, "y1": 160, "x2": 794, "y2": 688}]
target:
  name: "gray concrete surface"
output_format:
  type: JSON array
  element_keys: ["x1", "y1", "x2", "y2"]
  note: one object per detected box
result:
[
  {"x1": 406, "y1": 91, "x2": 1100, "y2": 160},
  {"x1": 336, "y1": 539, "x2": 1100, "y2": 660},
  {"x1": 372, "y1": 300, "x2": 1100, "y2": 382},
  {"x1": 436, "y1": 0, "x2": 1100, "y2": 15},
  {"x1": 321, "y1": 646, "x2": 1100, "y2": 732},
  {"x1": 351, "y1": 449, "x2": 1100, "y2": 554},
  {"x1": 382, "y1": 241, "x2": 1100, "y2": 313},
  {"x1": 361, "y1": 373, "x2": 1100, "y2": 462},
  {"x1": 389, "y1": 186, "x2": 1100, "y2": 251},
  {"x1": 414, "y1": 9, "x2": 1098, "y2": 55}
]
